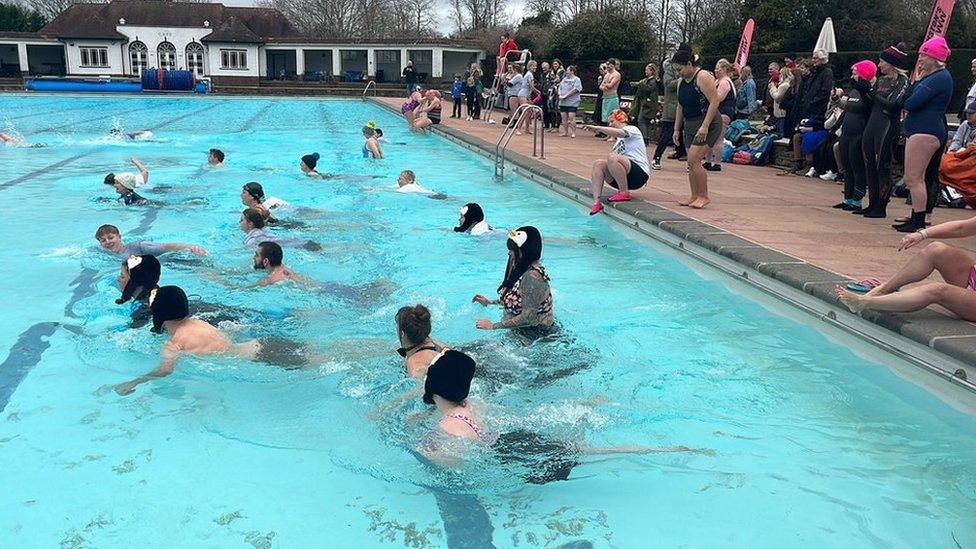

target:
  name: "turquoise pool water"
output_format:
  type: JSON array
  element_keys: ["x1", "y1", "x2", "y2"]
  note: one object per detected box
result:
[{"x1": 0, "y1": 94, "x2": 974, "y2": 547}]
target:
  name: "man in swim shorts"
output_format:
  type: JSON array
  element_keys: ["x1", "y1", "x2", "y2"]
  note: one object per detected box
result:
[
  {"x1": 600, "y1": 59, "x2": 621, "y2": 124},
  {"x1": 252, "y1": 241, "x2": 307, "y2": 286},
  {"x1": 114, "y1": 285, "x2": 308, "y2": 395},
  {"x1": 95, "y1": 224, "x2": 207, "y2": 260}
]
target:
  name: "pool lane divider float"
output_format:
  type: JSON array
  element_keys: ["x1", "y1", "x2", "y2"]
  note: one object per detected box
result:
[
  {"x1": 26, "y1": 69, "x2": 210, "y2": 94},
  {"x1": 365, "y1": 97, "x2": 976, "y2": 393}
]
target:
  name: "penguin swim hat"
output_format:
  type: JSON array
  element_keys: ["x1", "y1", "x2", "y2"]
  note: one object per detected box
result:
[
  {"x1": 117, "y1": 254, "x2": 161, "y2": 304},
  {"x1": 422, "y1": 350, "x2": 476, "y2": 405},
  {"x1": 455, "y1": 203, "x2": 485, "y2": 232},
  {"x1": 149, "y1": 285, "x2": 189, "y2": 334}
]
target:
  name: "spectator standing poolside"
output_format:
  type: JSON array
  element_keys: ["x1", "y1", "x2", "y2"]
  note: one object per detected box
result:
[
  {"x1": 463, "y1": 76, "x2": 481, "y2": 120},
  {"x1": 734, "y1": 66, "x2": 757, "y2": 120},
  {"x1": 403, "y1": 60, "x2": 418, "y2": 95},
  {"x1": 672, "y1": 43, "x2": 722, "y2": 209},
  {"x1": 962, "y1": 58, "x2": 976, "y2": 121},
  {"x1": 631, "y1": 63, "x2": 659, "y2": 146},
  {"x1": 451, "y1": 74, "x2": 464, "y2": 118},
  {"x1": 652, "y1": 63, "x2": 687, "y2": 169},
  {"x1": 600, "y1": 60, "x2": 621, "y2": 126},
  {"x1": 518, "y1": 60, "x2": 538, "y2": 135},
  {"x1": 557, "y1": 65, "x2": 582, "y2": 138},
  {"x1": 708, "y1": 59, "x2": 736, "y2": 171},
  {"x1": 593, "y1": 64, "x2": 606, "y2": 132},
  {"x1": 893, "y1": 37, "x2": 954, "y2": 233},
  {"x1": 766, "y1": 63, "x2": 792, "y2": 137},
  {"x1": 539, "y1": 62, "x2": 553, "y2": 130},
  {"x1": 833, "y1": 60, "x2": 877, "y2": 212}
]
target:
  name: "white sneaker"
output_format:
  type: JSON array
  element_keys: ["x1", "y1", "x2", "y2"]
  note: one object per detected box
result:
[
  {"x1": 651, "y1": 160, "x2": 661, "y2": 170},
  {"x1": 804, "y1": 167, "x2": 817, "y2": 177},
  {"x1": 819, "y1": 170, "x2": 837, "y2": 181}
]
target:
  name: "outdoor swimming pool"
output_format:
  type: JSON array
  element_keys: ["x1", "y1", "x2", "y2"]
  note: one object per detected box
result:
[{"x1": 0, "y1": 94, "x2": 974, "y2": 547}]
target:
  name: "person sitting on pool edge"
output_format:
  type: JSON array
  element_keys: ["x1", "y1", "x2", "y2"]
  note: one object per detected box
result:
[
  {"x1": 239, "y1": 209, "x2": 321, "y2": 251},
  {"x1": 103, "y1": 157, "x2": 151, "y2": 206},
  {"x1": 473, "y1": 226, "x2": 553, "y2": 331},
  {"x1": 252, "y1": 241, "x2": 307, "y2": 286},
  {"x1": 241, "y1": 182, "x2": 287, "y2": 224},
  {"x1": 412, "y1": 90, "x2": 443, "y2": 132},
  {"x1": 362, "y1": 121, "x2": 384, "y2": 159},
  {"x1": 396, "y1": 304, "x2": 447, "y2": 378},
  {"x1": 454, "y1": 203, "x2": 496, "y2": 236},
  {"x1": 95, "y1": 224, "x2": 207, "y2": 260},
  {"x1": 835, "y1": 215, "x2": 976, "y2": 321},
  {"x1": 300, "y1": 152, "x2": 324, "y2": 178},
  {"x1": 583, "y1": 109, "x2": 650, "y2": 215},
  {"x1": 208, "y1": 148, "x2": 225, "y2": 168},
  {"x1": 416, "y1": 349, "x2": 701, "y2": 474},
  {"x1": 113, "y1": 285, "x2": 309, "y2": 395}
]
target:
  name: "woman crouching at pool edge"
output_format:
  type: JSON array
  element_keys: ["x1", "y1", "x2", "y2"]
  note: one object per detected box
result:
[
  {"x1": 363, "y1": 121, "x2": 384, "y2": 159},
  {"x1": 473, "y1": 226, "x2": 553, "y2": 331},
  {"x1": 582, "y1": 109, "x2": 651, "y2": 215},
  {"x1": 396, "y1": 304, "x2": 448, "y2": 378}
]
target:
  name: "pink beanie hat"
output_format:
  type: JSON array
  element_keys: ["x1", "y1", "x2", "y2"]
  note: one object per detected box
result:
[
  {"x1": 919, "y1": 36, "x2": 951, "y2": 62},
  {"x1": 852, "y1": 60, "x2": 878, "y2": 81}
]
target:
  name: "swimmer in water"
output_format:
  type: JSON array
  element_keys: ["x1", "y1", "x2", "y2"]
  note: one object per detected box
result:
[
  {"x1": 115, "y1": 254, "x2": 161, "y2": 329},
  {"x1": 208, "y1": 148, "x2": 225, "y2": 168},
  {"x1": 300, "y1": 152, "x2": 324, "y2": 178},
  {"x1": 454, "y1": 203, "x2": 496, "y2": 235},
  {"x1": 395, "y1": 304, "x2": 447, "y2": 378},
  {"x1": 473, "y1": 226, "x2": 554, "y2": 331},
  {"x1": 416, "y1": 349, "x2": 705, "y2": 474},
  {"x1": 252, "y1": 241, "x2": 307, "y2": 285},
  {"x1": 395, "y1": 170, "x2": 435, "y2": 194},
  {"x1": 374, "y1": 127, "x2": 389, "y2": 143},
  {"x1": 95, "y1": 224, "x2": 207, "y2": 260},
  {"x1": 113, "y1": 285, "x2": 309, "y2": 395},
  {"x1": 109, "y1": 128, "x2": 154, "y2": 140},
  {"x1": 241, "y1": 182, "x2": 280, "y2": 224},
  {"x1": 103, "y1": 157, "x2": 150, "y2": 206},
  {"x1": 363, "y1": 121, "x2": 384, "y2": 159},
  {"x1": 239, "y1": 209, "x2": 320, "y2": 250}
]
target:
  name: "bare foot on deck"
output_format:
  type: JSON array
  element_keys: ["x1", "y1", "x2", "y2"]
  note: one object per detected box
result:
[
  {"x1": 678, "y1": 196, "x2": 697, "y2": 206},
  {"x1": 689, "y1": 197, "x2": 711, "y2": 209},
  {"x1": 836, "y1": 285, "x2": 866, "y2": 313}
]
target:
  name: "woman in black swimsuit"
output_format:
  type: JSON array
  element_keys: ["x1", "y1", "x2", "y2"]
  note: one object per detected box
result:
[
  {"x1": 671, "y1": 43, "x2": 722, "y2": 209},
  {"x1": 395, "y1": 304, "x2": 446, "y2": 378}
]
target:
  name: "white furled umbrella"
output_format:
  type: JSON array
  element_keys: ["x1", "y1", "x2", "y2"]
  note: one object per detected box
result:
[{"x1": 814, "y1": 18, "x2": 838, "y2": 57}]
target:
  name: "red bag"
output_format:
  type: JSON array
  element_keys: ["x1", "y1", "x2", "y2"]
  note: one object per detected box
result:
[
  {"x1": 732, "y1": 150, "x2": 754, "y2": 165},
  {"x1": 939, "y1": 146, "x2": 976, "y2": 207}
]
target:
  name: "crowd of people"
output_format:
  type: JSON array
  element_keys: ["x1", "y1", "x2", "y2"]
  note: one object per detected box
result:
[{"x1": 391, "y1": 31, "x2": 976, "y2": 329}]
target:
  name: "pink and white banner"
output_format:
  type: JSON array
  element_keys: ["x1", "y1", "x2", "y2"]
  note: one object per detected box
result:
[
  {"x1": 734, "y1": 19, "x2": 755, "y2": 69},
  {"x1": 912, "y1": 0, "x2": 955, "y2": 81}
]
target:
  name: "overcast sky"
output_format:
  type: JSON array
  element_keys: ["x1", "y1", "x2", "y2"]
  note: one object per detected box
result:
[{"x1": 218, "y1": 0, "x2": 530, "y2": 36}]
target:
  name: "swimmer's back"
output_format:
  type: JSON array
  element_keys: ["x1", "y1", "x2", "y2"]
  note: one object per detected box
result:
[{"x1": 169, "y1": 318, "x2": 233, "y2": 355}]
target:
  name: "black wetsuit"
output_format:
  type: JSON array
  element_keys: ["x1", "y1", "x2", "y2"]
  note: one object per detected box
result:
[
  {"x1": 861, "y1": 74, "x2": 909, "y2": 209},
  {"x1": 839, "y1": 83, "x2": 872, "y2": 202}
]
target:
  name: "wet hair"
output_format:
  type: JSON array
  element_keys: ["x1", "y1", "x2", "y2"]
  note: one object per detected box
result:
[
  {"x1": 375, "y1": 128, "x2": 384, "y2": 137},
  {"x1": 362, "y1": 125, "x2": 376, "y2": 137},
  {"x1": 209, "y1": 148, "x2": 224, "y2": 162},
  {"x1": 400, "y1": 170, "x2": 415, "y2": 183},
  {"x1": 95, "y1": 224, "x2": 120, "y2": 239},
  {"x1": 671, "y1": 43, "x2": 696, "y2": 65},
  {"x1": 396, "y1": 304, "x2": 432, "y2": 345},
  {"x1": 499, "y1": 226, "x2": 543, "y2": 294},
  {"x1": 301, "y1": 152, "x2": 320, "y2": 170},
  {"x1": 103, "y1": 173, "x2": 116, "y2": 186},
  {"x1": 257, "y1": 241, "x2": 283, "y2": 267},
  {"x1": 243, "y1": 182, "x2": 264, "y2": 201},
  {"x1": 242, "y1": 208, "x2": 266, "y2": 229}
]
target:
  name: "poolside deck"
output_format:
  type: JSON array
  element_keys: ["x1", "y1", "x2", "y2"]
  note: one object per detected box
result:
[{"x1": 378, "y1": 97, "x2": 975, "y2": 281}]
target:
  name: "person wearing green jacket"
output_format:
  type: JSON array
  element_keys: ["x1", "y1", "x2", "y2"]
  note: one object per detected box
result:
[
  {"x1": 652, "y1": 63, "x2": 687, "y2": 169},
  {"x1": 630, "y1": 63, "x2": 660, "y2": 146}
]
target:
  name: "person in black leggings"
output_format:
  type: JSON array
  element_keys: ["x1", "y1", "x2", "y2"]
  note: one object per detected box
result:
[
  {"x1": 833, "y1": 61, "x2": 875, "y2": 211},
  {"x1": 857, "y1": 43, "x2": 910, "y2": 218}
]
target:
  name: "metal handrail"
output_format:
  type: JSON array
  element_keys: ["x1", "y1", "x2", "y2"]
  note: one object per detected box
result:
[
  {"x1": 361, "y1": 80, "x2": 376, "y2": 101},
  {"x1": 494, "y1": 104, "x2": 544, "y2": 178}
]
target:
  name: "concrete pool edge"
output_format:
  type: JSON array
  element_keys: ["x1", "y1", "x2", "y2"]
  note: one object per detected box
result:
[{"x1": 367, "y1": 98, "x2": 976, "y2": 393}]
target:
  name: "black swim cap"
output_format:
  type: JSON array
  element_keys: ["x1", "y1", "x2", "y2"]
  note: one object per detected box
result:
[
  {"x1": 423, "y1": 350, "x2": 476, "y2": 405},
  {"x1": 117, "y1": 254, "x2": 161, "y2": 304},
  {"x1": 104, "y1": 173, "x2": 116, "y2": 185},
  {"x1": 149, "y1": 285, "x2": 189, "y2": 334},
  {"x1": 301, "y1": 153, "x2": 320, "y2": 169},
  {"x1": 243, "y1": 182, "x2": 265, "y2": 201}
]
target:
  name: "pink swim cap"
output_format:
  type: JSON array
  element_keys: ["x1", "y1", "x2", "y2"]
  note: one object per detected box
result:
[
  {"x1": 919, "y1": 36, "x2": 951, "y2": 62},
  {"x1": 852, "y1": 60, "x2": 878, "y2": 82}
]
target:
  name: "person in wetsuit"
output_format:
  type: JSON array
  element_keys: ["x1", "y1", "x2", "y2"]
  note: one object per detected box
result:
[
  {"x1": 856, "y1": 44, "x2": 910, "y2": 218},
  {"x1": 833, "y1": 61, "x2": 876, "y2": 211}
]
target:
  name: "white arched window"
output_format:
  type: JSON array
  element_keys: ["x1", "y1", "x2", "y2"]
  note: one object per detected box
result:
[
  {"x1": 185, "y1": 42, "x2": 205, "y2": 76},
  {"x1": 129, "y1": 41, "x2": 148, "y2": 75},
  {"x1": 157, "y1": 41, "x2": 176, "y2": 70}
]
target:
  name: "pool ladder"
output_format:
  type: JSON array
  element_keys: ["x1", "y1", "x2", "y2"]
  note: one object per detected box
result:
[
  {"x1": 361, "y1": 80, "x2": 376, "y2": 101},
  {"x1": 494, "y1": 104, "x2": 544, "y2": 179}
]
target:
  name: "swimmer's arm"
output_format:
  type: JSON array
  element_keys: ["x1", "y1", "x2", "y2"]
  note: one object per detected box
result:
[
  {"x1": 114, "y1": 341, "x2": 180, "y2": 395},
  {"x1": 368, "y1": 139, "x2": 383, "y2": 159},
  {"x1": 491, "y1": 273, "x2": 547, "y2": 330},
  {"x1": 160, "y1": 242, "x2": 208, "y2": 255},
  {"x1": 584, "y1": 125, "x2": 626, "y2": 138},
  {"x1": 129, "y1": 157, "x2": 149, "y2": 184}
]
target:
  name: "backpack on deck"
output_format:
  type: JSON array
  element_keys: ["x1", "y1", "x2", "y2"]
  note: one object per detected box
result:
[
  {"x1": 730, "y1": 133, "x2": 776, "y2": 166},
  {"x1": 725, "y1": 119, "x2": 754, "y2": 144}
]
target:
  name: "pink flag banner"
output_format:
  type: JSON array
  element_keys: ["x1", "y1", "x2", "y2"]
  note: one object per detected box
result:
[
  {"x1": 912, "y1": 0, "x2": 955, "y2": 81},
  {"x1": 734, "y1": 19, "x2": 755, "y2": 69}
]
